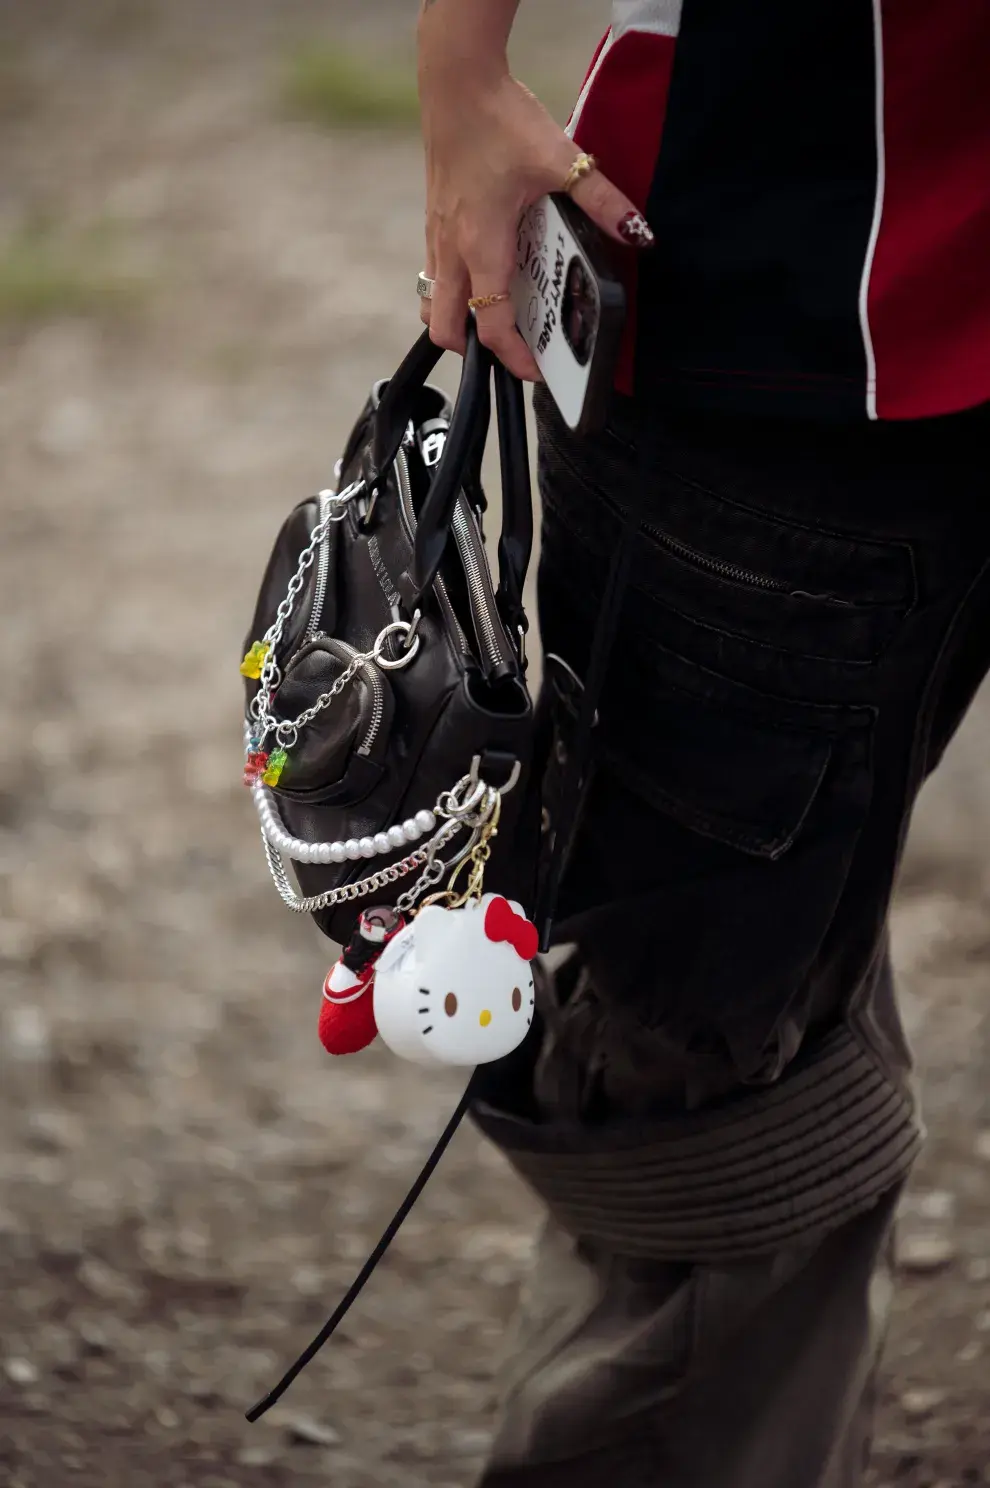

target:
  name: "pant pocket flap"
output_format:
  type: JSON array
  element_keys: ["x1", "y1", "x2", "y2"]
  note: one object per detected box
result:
[{"x1": 600, "y1": 687, "x2": 832, "y2": 861}]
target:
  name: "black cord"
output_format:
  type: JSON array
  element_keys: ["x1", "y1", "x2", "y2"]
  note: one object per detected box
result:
[{"x1": 245, "y1": 1072, "x2": 478, "y2": 1422}]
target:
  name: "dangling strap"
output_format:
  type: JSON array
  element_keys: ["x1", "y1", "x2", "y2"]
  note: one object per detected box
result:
[
  {"x1": 246, "y1": 400, "x2": 648, "y2": 1424},
  {"x1": 245, "y1": 1072, "x2": 478, "y2": 1422}
]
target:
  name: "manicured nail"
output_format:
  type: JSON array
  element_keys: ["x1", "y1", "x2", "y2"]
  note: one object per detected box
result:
[{"x1": 618, "y1": 211, "x2": 655, "y2": 248}]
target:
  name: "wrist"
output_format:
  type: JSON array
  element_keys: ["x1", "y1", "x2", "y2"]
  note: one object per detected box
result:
[{"x1": 417, "y1": 0, "x2": 515, "y2": 91}]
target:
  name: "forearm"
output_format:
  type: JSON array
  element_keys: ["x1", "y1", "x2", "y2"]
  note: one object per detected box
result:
[{"x1": 417, "y1": 0, "x2": 521, "y2": 88}]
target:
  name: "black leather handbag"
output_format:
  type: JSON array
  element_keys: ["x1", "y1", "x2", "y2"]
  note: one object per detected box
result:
[{"x1": 241, "y1": 323, "x2": 535, "y2": 946}]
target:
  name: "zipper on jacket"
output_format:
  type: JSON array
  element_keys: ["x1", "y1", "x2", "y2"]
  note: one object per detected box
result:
[{"x1": 304, "y1": 490, "x2": 334, "y2": 642}]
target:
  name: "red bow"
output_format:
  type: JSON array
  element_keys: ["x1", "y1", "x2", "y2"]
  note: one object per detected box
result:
[{"x1": 484, "y1": 897, "x2": 538, "y2": 962}]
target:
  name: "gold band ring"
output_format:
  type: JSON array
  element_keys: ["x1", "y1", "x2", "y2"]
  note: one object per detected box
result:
[
  {"x1": 562, "y1": 152, "x2": 598, "y2": 194},
  {"x1": 468, "y1": 292, "x2": 512, "y2": 312}
]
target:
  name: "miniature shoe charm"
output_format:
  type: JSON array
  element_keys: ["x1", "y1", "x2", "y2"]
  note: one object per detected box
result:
[{"x1": 318, "y1": 907, "x2": 405, "y2": 1057}]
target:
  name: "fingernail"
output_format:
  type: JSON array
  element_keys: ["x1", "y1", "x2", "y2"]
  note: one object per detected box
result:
[{"x1": 618, "y1": 211, "x2": 655, "y2": 248}]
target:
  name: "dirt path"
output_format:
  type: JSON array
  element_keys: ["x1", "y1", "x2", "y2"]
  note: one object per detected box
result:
[{"x1": 0, "y1": 6, "x2": 987, "y2": 1485}]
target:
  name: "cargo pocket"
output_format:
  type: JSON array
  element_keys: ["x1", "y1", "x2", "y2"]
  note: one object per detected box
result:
[{"x1": 599, "y1": 675, "x2": 834, "y2": 861}]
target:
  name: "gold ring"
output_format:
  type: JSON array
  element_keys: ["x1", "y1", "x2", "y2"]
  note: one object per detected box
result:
[
  {"x1": 468, "y1": 292, "x2": 512, "y2": 312},
  {"x1": 563, "y1": 152, "x2": 598, "y2": 194}
]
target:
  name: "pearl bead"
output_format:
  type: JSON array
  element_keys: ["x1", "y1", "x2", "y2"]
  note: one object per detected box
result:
[
  {"x1": 415, "y1": 809, "x2": 436, "y2": 835},
  {"x1": 330, "y1": 842, "x2": 347, "y2": 864},
  {"x1": 316, "y1": 842, "x2": 333, "y2": 865},
  {"x1": 374, "y1": 832, "x2": 392, "y2": 855},
  {"x1": 359, "y1": 836, "x2": 376, "y2": 859},
  {"x1": 296, "y1": 841, "x2": 314, "y2": 864},
  {"x1": 345, "y1": 840, "x2": 362, "y2": 861},
  {"x1": 402, "y1": 817, "x2": 421, "y2": 842},
  {"x1": 388, "y1": 824, "x2": 407, "y2": 849}
]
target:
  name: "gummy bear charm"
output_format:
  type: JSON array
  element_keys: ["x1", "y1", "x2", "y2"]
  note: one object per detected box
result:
[
  {"x1": 261, "y1": 748, "x2": 288, "y2": 787},
  {"x1": 240, "y1": 640, "x2": 270, "y2": 680},
  {"x1": 318, "y1": 907, "x2": 405, "y2": 1057},
  {"x1": 242, "y1": 749, "x2": 269, "y2": 786},
  {"x1": 373, "y1": 894, "x2": 537, "y2": 1067}
]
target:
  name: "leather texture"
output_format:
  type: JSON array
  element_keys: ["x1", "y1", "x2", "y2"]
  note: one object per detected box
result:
[{"x1": 243, "y1": 325, "x2": 535, "y2": 943}]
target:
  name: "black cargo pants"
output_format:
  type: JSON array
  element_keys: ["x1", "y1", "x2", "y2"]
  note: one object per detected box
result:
[{"x1": 472, "y1": 388, "x2": 990, "y2": 1488}]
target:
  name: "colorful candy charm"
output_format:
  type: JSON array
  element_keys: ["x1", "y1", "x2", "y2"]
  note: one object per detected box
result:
[
  {"x1": 240, "y1": 640, "x2": 270, "y2": 680},
  {"x1": 261, "y1": 748, "x2": 288, "y2": 787},
  {"x1": 318, "y1": 906, "x2": 405, "y2": 1057},
  {"x1": 373, "y1": 894, "x2": 537, "y2": 1067},
  {"x1": 242, "y1": 749, "x2": 270, "y2": 787}
]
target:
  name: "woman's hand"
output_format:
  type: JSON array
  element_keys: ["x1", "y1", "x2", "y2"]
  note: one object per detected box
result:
[{"x1": 418, "y1": 7, "x2": 653, "y2": 381}]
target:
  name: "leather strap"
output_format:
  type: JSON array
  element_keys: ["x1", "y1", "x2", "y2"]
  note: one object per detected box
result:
[
  {"x1": 372, "y1": 324, "x2": 532, "y2": 616},
  {"x1": 493, "y1": 363, "x2": 534, "y2": 645}
]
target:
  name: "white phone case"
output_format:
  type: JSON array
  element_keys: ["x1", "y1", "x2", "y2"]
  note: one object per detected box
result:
[{"x1": 512, "y1": 195, "x2": 624, "y2": 433}]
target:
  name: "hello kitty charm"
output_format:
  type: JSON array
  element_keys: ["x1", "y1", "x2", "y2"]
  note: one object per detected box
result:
[{"x1": 372, "y1": 894, "x2": 537, "y2": 1067}]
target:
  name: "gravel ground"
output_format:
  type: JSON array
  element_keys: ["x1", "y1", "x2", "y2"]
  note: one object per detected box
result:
[{"x1": 1, "y1": 5, "x2": 988, "y2": 1485}]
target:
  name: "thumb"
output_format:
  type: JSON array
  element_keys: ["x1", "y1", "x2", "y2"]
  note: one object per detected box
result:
[{"x1": 567, "y1": 166, "x2": 655, "y2": 250}]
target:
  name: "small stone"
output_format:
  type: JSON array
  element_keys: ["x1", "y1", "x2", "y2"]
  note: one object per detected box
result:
[
  {"x1": 76, "y1": 1319, "x2": 109, "y2": 1356},
  {"x1": 26, "y1": 1109, "x2": 79, "y2": 1153},
  {"x1": 4, "y1": 1006, "x2": 51, "y2": 1063},
  {"x1": 915, "y1": 1189, "x2": 956, "y2": 1223},
  {"x1": 957, "y1": 1340, "x2": 982, "y2": 1363},
  {"x1": 901, "y1": 1386, "x2": 947, "y2": 1419},
  {"x1": 236, "y1": 1446, "x2": 279, "y2": 1467},
  {"x1": 975, "y1": 1130, "x2": 990, "y2": 1162},
  {"x1": 155, "y1": 1405, "x2": 179, "y2": 1429},
  {"x1": 966, "y1": 1257, "x2": 990, "y2": 1283},
  {"x1": 897, "y1": 1234, "x2": 957, "y2": 1274},
  {"x1": 449, "y1": 1428, "x2": 492, "y2": 1457},
  {"x1": 976, "y1": 1308, "x2": 990, "y2": 1334},
  {"x1": 284, "y1": 1416, "x2": 340, "y2": 1448},
  {"x1": 78, "y1": 1256, "x2": 143, "y2": 1305},
  {"x1": 4, "y1": 1357, "x2": 39, "y2": 1385}
]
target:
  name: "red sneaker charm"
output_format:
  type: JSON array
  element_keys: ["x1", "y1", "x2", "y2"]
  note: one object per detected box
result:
[{"x1": 318, "y1": 907, "x2": 405, "y2": 1057}]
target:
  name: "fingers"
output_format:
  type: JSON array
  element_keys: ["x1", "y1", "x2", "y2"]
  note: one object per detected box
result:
[
  {"x1": 564, "y1": 161, "x2": 655, "y2": 251},
  {"x1": 425, "y1": 222, "x2": 540, "y2": 381},
  {"x1": 469, "y1": 282, "x2": 541, "y2": 383},
  {"x1": 419, "y1": 233, "x2": 436, "y2": 328},
  {"x1": 428, "y1": 252, "x2": 470, "y2": 356}
]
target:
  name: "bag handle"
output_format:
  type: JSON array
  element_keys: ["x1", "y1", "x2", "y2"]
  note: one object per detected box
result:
[{"x1": 372, "y1": 324, "x2": 533, "y2": 624}]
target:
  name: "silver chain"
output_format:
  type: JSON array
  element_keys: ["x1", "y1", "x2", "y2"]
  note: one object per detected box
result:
[
  {"x1": 259, "y1": 774, "x2": 498, "y2": 916},
  {"x1": 270, "y1": 649, "x2": 371, "y2": 752},
  {"x1": 262, "y1": 819, "x2": 460, "y2": 915},
  {"x1": 249, "y1": 480, "x2": 362, "y2": 740}
]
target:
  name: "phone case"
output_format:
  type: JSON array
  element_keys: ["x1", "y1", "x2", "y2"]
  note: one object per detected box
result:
[{"x1": 513, "y1": 193, "x2": 626, "y2": 434}]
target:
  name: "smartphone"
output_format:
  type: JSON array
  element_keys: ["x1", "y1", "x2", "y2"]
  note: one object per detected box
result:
[{"x1": 512, "y1": 193, "x2": 626, "y2": 434}]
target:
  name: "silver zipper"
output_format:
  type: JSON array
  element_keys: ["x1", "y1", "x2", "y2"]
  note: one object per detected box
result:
[
  {"x1": 307, "y1": 635, "x2": 385, "y2": 756},
  {"x1": 644, "y1": 522, "x2": 788, "y2": 593},
  {"x1": 450, "y1": 501, "x2": 511, "y2": 671},
  {"x1": 304, "y1": 490, "x2": 334, "y2": 642},
  {"x1": 395, "y1": 447, "x2": 470, "y2": 655}
]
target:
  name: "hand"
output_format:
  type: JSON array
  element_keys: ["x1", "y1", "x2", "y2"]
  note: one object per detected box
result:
[{"x1": 419, "y1": 71, "x2": 653, "y2": 381}]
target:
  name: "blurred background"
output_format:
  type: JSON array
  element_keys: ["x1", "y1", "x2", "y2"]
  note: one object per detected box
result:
[{"x1": 0, "y1": 3, "x2": 987, "y2": 1485}]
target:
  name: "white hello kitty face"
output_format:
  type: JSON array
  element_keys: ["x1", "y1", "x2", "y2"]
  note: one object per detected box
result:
[{"x1": 373, "y1": 895, "x2": 537, "y2": 1067}]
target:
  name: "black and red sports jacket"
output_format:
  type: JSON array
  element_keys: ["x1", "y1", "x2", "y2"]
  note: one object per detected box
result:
[{"x1": 570, "y1": 0, "x2": 990, "y2": 421}]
